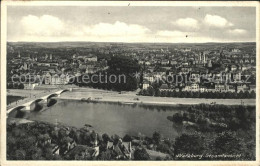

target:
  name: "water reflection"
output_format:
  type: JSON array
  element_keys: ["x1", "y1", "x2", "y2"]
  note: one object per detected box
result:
[
  {"x1": 9, "y1": 99, "x2": 58, "y2": 119},
  {"x1": 47, "y1": 99, "x2": 57, "y2": 107}
]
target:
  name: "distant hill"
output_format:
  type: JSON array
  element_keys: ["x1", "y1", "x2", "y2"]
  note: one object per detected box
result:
[{"x1": 7, "y1": 41, "x2": 256, "y2": 49}]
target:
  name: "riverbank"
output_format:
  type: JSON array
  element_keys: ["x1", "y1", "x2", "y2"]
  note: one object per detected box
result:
[
  {"x1": 57, "y1": 87, "x2": 256, "y2": 106},
  {"x1": 6, "y1": 87, "x2": 256, "y2": 110}
]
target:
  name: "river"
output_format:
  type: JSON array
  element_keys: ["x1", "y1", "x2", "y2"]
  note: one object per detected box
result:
[{"x1": 24, "y1": 99, "x2": 185, "y2": 138}]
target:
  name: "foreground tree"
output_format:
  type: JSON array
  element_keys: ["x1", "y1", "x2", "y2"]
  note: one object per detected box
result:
[
  {"x1": 174, "y1": 133, "x2": 205, "y2": 159},
  {"x1": 134, "y1": 148, "x2": 150, "y2": 160}
]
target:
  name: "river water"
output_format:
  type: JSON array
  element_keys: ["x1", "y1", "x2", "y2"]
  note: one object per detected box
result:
[{"x1": 25, "y1": 99, "x2": 184, "y2": 138}]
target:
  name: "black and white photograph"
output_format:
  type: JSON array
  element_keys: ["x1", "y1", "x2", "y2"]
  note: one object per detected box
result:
[{"x1": 1, "y1": 1, "x2": 259, "y2": 164}]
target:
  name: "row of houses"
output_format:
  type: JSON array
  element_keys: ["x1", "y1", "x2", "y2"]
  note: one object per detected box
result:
[
  {"x1": 44, "y1": 73, "x2": 72, "y2": 85},
  {"x1": 144, "y1": 82, "x2": 252, "y2": 93},
  {"x1": 73, "y1": 54, "x2": 98, "y2": 62}
]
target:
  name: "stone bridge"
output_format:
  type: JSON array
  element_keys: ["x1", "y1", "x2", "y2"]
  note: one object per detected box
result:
[{"x1": 7, "y1": 89, "x2": 69, "y2": 117}]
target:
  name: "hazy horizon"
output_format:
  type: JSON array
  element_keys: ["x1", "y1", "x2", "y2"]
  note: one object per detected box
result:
[{"x1": 7, "y1": 41, "x2": 256, "y2": 44}]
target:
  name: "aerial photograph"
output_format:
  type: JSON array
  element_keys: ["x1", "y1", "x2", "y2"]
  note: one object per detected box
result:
[{"x1": 4, "y1": 4, "x2": 257, "y2": 161}]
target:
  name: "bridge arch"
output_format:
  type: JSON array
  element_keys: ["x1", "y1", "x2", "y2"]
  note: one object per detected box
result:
[
  {"x1": 55, "y1": 89, "x2": 69, "y2": 96},
  {"x1": 47, "y1": 93, "x2": 58, "y2": 99},
  {"x1": 26, "y1": 98, "x2": 44, "y2": 106},
  {"x1": 8, "y1": 105, "x2": 26, "y2": 113},
  {"x1": 60, "y1": 89, "x2": 69, "y2": 94},
  {"x1": 7, "y1": 105, "x2": 26, "y2": 118},
  {"x1": 35, "y1": 98, "x2": 43, "y2": 103}
]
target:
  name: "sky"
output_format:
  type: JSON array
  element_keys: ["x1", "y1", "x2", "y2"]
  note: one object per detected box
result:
[{"x1": 7, "y1": 6, "x2": 256, "y2": 43}]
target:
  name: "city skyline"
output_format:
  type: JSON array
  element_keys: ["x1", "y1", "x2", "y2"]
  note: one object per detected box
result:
[{"x1": 7, "y1": 6, "x2": 256, "y2": 43}]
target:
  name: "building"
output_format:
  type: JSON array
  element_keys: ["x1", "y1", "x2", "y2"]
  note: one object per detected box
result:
[
  {"x1": 231, "y1": 65, "x2": 237, "y2": 71},
  {"x1": 44, "y1": 73, "x2": 69, "y2": 85},
  {"x1": 161, "y1": 60, "x2": 169, "y2": 65},
  {"x1": 51, "y1": 74, "x2": 62, "y2": 85},
  {"x1": 159, "y1": 83, "x2": 174, "y2": 92},
  {"x1": 145, "y1": 61, "x2": 151, "y2": 65},
  {"x1": 44, "y1": 72, "x2": 52, "y2": 84},
  {"x1": 170, "y1": 60, "x2": 177, "y2": 65},
  {"x1": 85, "y1": 56, "x2": 97, "y2": 62},
  {"x1": 183, "y1": 83, "x2": 199, "y2": 92},
  {"x1": 24, "y1": 83, "x2": 39, "y2": 90},
  {"x1": 138, "y1": 60, "x2": 145, "y2": 64},
  {"x1": 237, "y1": 84, "x2": 250, "y2": 92},
  {"x1": 142, "y1": 80, "x2": 150, "y2": 90},
  {"x1": 190, "y1": 72, "x2": 201, "y2": 83},
  {"x1": 208, "y1": 60, "x2": 212, "y2": 68},
  {"x1": 231, "y1": 48, "x2": 241, "y2": 53},
  {"x1": 107, "y1": 139, "x2": 132, "y2": 159},
  {"x1": 215, "y1": 83, "x2": 236, "y2": 92},
  {"x1": 215, "y1": 84, "x2": 226, "y2": 92},
  {"x1": 199, "y1": 86, "x2": 207, "y2": 92},
  {"x1": 143, "y1": 73, "x2": 154, "y2": 83},
  {"x1": 20, "y1": 62, "x2": 29, "y2": 70}
]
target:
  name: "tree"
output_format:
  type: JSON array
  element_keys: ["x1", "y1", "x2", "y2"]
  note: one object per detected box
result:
[
  {"x1": 7, "y1": 83, "x2": 14, "y2": 89},
  {"x1": 30, "y1": 147, "x2": 43, "y2": 160},
  {"x1": 13, "y1": 82, "x2": 19, "y2": 89},
  {"x1": 147, "y1": 86, "x2": 155, "y2": 96},
  {"x1": 102, "y1": 133, "x2": 110, "y2": 143},
  {"x1": 151, "y1": 80, "x2": 163, "y2": 89},
  {"x1": 188, "y1": 91, "x2": 194, "y2": 98},
  {"x1": 53, "y1": 154, "x2": 63, "y2": 160},
  {"x1": 172, "y1": 113, "x2": 183, "y2": 123},
  {"x1": 152, "y1": 131, "x2": 161, "y2": 145},
  {"x1": 18, "y1": 83, "x2": 24, "y2": 89},
  {"x1": 108, "y1": 55, "x2": 140, "y2": 74},
  {"x1": 154, "y1": 88, "x2": 161, "y2": 97},
  {"x1": 249, "y1": 90, "x2": 256, "y2": 98},
  {"x1": 44, "y1": 147, "x2": 54, "y2": 160},
  {"x1": 134, "y1": 148, "x2": 150, "y2": 160},
  {"x1": 157, "y1": 142, "x2": 171, "y2": 153},
  {"x1": 15, "y1": 149, "x2": 26, "y2": 160},
  {"x1": 99, "y1": 150, "x2": 113, "y2": 160},
  {"x1": 174, "y1": 133, "x2": 205, "y2": 158},
  {"x1": 123, "y1": 134, "x2": 132, "y2": 142},
  {"x1": 213, "y1": 131, "x2": 246, "y2": 159},
  {"x1": 229, "y1": 117, "x2": 241, "y2": 130},
  {"x1": 7, "y1": 135, "x2": 17, "y2": 154},
  {"x1": 161, "y1": 90, "x2": 167, "y2": 97}
]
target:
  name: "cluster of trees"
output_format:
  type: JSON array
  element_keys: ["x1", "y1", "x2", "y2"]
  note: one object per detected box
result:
[
  {"x1": 7, "y1": 83, "x2": 24, "y2": 89},
  {"x1": 174, "y1": 131, "x2": 254, "y2": 160},
  {"x1": 170, "y1": 104, "x2": 255, "y2": 131},
  {"x1": 7, "y1": 96, "x2": 25, "y2": 105},
  {"x1": 169, "y1": 104, "x2": 256, "y2": 160},
  {"x1": 73, "y1": 55, "x2": 140, "y2": 91},
  {"x1": 7, "y1": 122, "x2": 62, "y2": 160},
  {"x1": 7, "y1": 122, "x2": 115, "y2": 160},
  {"x1": 7, "y1": 122, "x2": 151, "y2": 160},
  {"x1": 139, "y1": 86, "x2": 256, "y2": 99}
]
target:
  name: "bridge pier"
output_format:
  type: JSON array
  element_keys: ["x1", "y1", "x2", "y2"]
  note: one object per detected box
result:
[
  {"x1": 42, "y1": 98, "x2": 48, "y2": 103},
  {"x1": 21, "y1": 102, "x2": 36, "y2": 112}
]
